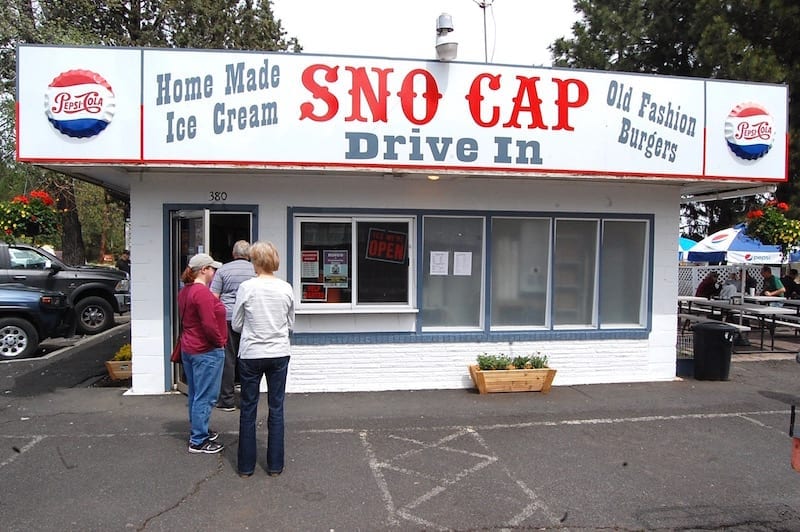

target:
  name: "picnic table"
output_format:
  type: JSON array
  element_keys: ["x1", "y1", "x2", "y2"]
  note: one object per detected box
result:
[{"x1": 690, "y1": 299, "x2": 796, "y2": 350}]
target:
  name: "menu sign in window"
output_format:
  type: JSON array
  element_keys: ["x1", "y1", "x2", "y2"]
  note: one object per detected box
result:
[{"x1": 301, "y1": 250, "x2": 319, "y2": 278}]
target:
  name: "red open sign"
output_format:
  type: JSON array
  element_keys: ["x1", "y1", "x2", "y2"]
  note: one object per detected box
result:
[{"x1": 366, "y1": 228, "x2": 407, "y2": 264}]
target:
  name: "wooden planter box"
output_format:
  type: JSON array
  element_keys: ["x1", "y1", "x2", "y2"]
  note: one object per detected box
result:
[
  {"x1": 469, "y1": 365, "x2": 556, "y2": 394},
  {"x1": 105, "y1": 360, "x2": 132, "y2": 380}
]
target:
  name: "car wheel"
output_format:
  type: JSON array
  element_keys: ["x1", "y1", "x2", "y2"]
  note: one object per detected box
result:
[
  {"x1": 75, "y1": 296, "x2": 114, "y2": 334},
  {"x1": 0, "y1": 318, "x2": 39, "y2": 359}
]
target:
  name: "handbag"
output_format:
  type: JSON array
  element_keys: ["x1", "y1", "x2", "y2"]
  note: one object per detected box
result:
[
  {"x1": 170, "y1": 285, "x2": 189, "y2": 363},
  {"x1": 170, "y1": 337, "x2": 182, "y2": 363}
]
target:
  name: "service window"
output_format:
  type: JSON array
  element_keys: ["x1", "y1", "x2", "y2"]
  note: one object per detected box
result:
[
  {"x1": 295, "y1": 217, "x2": 413, "y2": 308},
  {"x1": 553, "y1": 219, "x2": 599, "y2": 327},
  {"x1": 421, "y1": 216, "x2": 484, "y2": 329},
  {"x1": 599, "y1": 220, "x2": 648, "y2": 327},
  {"x1": 490, "y1": 217, "x2": 551, "y2": 328}
]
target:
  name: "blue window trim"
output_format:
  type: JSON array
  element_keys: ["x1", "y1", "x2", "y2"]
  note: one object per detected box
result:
[{"x1": 287, "y1": 207, "x2": 653, "y2": 346}]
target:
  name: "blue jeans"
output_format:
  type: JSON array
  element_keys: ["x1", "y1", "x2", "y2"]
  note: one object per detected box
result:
[
  {"x1": 182, "y1": 348, "x2": 224, "y2": 446},
  {"x1": 237, "y1": 356, "x2": 290, "y2": 475}
]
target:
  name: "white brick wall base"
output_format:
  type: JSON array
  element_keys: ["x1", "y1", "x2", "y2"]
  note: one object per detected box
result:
[{"x1": 285, "y1": 339, "x2": 674, "y2": 393}]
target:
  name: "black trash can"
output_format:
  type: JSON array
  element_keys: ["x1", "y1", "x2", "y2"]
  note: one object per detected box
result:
[{"x1": 692, "y1": 321, "x2": 736, "y2": 380}]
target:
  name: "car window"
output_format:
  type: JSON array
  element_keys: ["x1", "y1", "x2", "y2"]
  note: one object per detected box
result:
[{"x1": 9, "y1": 248, "x2": 48, "y2": 270}]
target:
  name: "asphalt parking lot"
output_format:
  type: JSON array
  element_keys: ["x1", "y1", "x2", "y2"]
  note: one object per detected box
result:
[{"x1": 1, "y1": 320, "x2": 800, "y2": 530}]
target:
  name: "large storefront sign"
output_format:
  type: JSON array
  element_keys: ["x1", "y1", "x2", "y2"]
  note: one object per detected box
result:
[{"x1": 17, "y1": 45, "x2": 787, "y2": 181}]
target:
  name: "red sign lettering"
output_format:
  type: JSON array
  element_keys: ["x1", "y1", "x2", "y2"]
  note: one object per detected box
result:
[{"x1": 365, "y1": 228, "x2": 407, "y2": 264}]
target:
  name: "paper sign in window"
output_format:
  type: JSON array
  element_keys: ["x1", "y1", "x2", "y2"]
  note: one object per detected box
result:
[
  {"x1": 323, "y1": 250, "x2": 349, "y2": 287},
  {"x1": 453, "y1": 252, "x2": 472, "y2": 276},
  {"x1": 301, "y1": 250, "x2": 319, "y2": 278},
  {"x1": 430, "y1": 251, "x2": 449, "y2": 275}
]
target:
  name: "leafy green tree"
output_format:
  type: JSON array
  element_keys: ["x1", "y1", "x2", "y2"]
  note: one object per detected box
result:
[
  {"x1": 75, "y1": 181, "x2": 126, "y2": 262},
  {"x1": 550, "y1": 0, "x2": 800, "y2": 238}
]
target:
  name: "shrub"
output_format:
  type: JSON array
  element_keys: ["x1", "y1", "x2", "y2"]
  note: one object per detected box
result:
[
  {"x1": 477, "y1": 352, "x2": 549, "y2": 370},
  {"x1": 112, "y1": 343, "x2": 132, "y2": 361}
]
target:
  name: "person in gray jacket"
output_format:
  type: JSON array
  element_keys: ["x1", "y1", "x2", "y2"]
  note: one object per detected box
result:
[{"x1": 210, "y1": 240, "x2": 255, "y2": 411}]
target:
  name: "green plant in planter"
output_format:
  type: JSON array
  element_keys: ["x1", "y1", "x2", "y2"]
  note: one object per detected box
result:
[
  {"x1": 477, "y1": 353, "x2": 512, "y2": 370},
  {"x1": 112, "y1": 343, "x2": 132, "y2": 361},
  {"x1": 477, "y1": 352, "x2": 549, "y2": 370},
  {"x1": 530, "y1": 353, "x2": 549, "y2": 369},
  {"x1": 512, "y1": 355, "x2": 531, "y2": 369}
]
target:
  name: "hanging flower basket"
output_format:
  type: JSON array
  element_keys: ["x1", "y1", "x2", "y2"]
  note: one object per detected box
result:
[
  {"x1": 744, "y1": 200, "x2": 800, "y2": 259},
  {"x1": 0, "y1": 190, "x2": 60, "y2": 244}
]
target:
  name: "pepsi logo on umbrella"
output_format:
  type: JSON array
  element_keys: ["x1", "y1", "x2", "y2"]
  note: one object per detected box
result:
[{"x1": 45, "y1": 69, "x2": 116, "y2": 139}]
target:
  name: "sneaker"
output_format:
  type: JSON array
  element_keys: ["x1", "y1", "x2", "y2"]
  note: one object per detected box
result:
[
  {"x1": 189, "y1": 440, "x2": 224, "y2": 454},
  {"x1": 216, "y1": 404, "x2": 236, "y2": 412},
  {"x1": 208, "y1": 430, "x2": 219, "y2": 442}
]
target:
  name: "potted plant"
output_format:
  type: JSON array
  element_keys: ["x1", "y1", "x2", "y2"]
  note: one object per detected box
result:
[
  {"x1": 0, "y1": 190, "x2": 61, "y2": 245},
  {"x1": 105, "y1": 343, "x2": 132, "y2": 380},
  {"x1": 468, "y1": 352, "x2": 556, "y2": 394},
  {"x1": 744, "y1": 200, "x2": 800, "y2": 259}
]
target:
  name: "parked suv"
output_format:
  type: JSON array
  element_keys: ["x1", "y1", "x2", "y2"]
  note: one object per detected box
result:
[
  {"x1": 0, "y1": 243, "x2": 130, "y2": 334},
  {"x1": 0, "y1": 284, "x2": 75, "y2": 359}
]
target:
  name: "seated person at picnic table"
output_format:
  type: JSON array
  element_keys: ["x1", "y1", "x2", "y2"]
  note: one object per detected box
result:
[
  {"x1": 695, "y1": 272, "x2": 720, "y2": 298},
  {"x1": 780, "y1": 268, "x2": 799, "y2": 298},
  {"x1": 718, "y1": 275, "x2": 740, "y2": 300},
  {"x1": 760, "y1": 265, "x2": 785, "y2": 297},
  {"x1": 721, "y1": 270, "x2": 756, "y2": 298}
]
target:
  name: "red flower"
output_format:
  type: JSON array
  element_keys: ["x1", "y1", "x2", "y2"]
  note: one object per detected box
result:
[
  {"x1": 746, "y1": 210, "x2": 764, "y2": 219},
  {"x1": 777, "y1": 202, "x2": 789, "y2": 211},
  {"x1": 29, "y1": 190, "x2": 54, "y2": 206},
  {"x1": 11, "y1": 195, "x2": 29, "y2": 204}
]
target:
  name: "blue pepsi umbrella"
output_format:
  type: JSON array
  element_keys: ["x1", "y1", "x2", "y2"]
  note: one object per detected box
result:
[{"x1": 687, "y1": 224, "x2": 783, "y2": 264}]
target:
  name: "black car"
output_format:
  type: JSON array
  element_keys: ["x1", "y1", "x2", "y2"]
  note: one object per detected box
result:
[
  {"x1": 0, "y1": 243, "x2": 130, "y2": 334},
  {"x1": 0, "y1": 284, "x2": 75, "y2": 359}
]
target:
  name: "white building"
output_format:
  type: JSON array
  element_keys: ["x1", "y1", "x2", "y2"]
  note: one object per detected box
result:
[{"x1": 16, "y1": 45, "x2": 788, "y2": 394}]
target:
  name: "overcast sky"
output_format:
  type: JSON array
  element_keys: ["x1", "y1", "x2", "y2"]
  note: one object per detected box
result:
[{"x1": 271, "y1": 0, "x2": 579, "y2": 66}]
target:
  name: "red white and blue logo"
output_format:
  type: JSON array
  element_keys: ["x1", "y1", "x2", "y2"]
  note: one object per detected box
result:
[
  {"x1": 710, "y1": 230, "x2": 732, "y2": 244},
  {"x1": 724, "y1": 102, "x2": 774, "y2": 161},
  {"x1": 45, "y1": 70, "x2": 115, "y2": 139}
]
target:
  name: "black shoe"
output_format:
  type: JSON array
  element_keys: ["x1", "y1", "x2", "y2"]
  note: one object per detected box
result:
[
  {"x1": 208, "y1": 430, "x2": 219, "y2": 442},
  {"x1": 188, "y1": 440, "x2": 224, "y2": 454},
  {"x1": 216, "y1": 404, "x2": 236, "y2": 412}
]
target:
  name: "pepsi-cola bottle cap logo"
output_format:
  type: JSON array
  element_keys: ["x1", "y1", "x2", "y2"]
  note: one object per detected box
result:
[
  {"x1": 724, "y1": 102, "x2": 774, "y2": 161},
  {"x1": 45, "y1": 70, "x2": 116, "y2": 139}
]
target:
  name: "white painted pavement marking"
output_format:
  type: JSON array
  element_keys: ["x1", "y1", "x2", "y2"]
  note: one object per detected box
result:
[
  {"x1": 0, "y1": 435, "x2": 45, "y2": 468},
  {"x1": 360, "y1": 425, "x2": 561, "y2": 530},
  {"x1": 300, "y1": 409, "x2": 789, "y2": 435},
  {"x1": 343, "y1": 410, "x2": 791, "y2": 530}
]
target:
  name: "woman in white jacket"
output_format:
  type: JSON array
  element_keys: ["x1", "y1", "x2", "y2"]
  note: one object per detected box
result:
[{"x1": 231, "y1": 241, "x2": 295, "y2": 478}]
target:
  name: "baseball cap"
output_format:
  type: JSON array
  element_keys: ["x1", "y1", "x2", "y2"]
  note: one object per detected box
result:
[{"x1": 188, "y1": 253, "x2": 222, "y2": 270}]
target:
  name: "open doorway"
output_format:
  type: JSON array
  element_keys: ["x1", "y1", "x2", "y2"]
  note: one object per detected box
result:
[{"x1": 169, "y1": 208, "x2": 255, "y2": 392}]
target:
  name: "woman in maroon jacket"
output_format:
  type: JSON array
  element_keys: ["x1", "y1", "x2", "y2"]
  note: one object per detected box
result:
[{"x1": 178, "y1": 253, "x2": 228, "y2": 454}]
